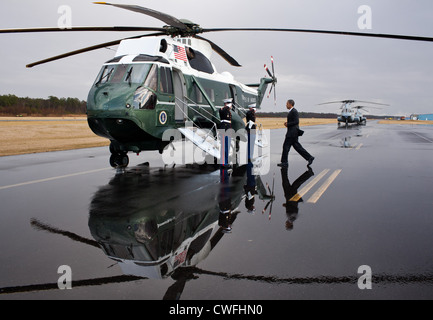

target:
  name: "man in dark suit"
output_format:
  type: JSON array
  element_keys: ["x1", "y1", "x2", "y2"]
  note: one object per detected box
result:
[{"x1": 277, "y1": 99, "x2": 314, "y2": 168}]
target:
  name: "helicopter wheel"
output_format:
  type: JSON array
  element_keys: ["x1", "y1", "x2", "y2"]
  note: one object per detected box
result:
[{"x1": 109, "y1": 152, "x2": 129, "y2": 168}]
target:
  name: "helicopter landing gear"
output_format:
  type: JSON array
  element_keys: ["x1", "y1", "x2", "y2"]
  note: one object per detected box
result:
[
  {"x1": 109, "y1": 141, "x2": 129, "y2": 168},
  {"x1": 109, "y1": 152, "x2": 129, "y2": 168}
]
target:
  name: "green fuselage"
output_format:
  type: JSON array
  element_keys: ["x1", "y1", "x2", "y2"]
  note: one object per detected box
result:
[{"x1": 87, "y1": 57, "x2": 271, "y2": 154}]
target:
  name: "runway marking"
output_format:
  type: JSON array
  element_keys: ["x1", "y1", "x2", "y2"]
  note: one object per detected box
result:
[
  {"x1": 411, "y1": 131, "x2": 433, "y2": 143},
  {"x1": 355, "y1": 143, "x2": 363, "y2": 150},
  {"x1": 0, "y1": 168, "x2": 110, "y2": 191},
  {"x1": 290, "y1": 169, "x2": 329, "y2": 202},
  {"x1": 307, "y1": 169, "x2": 342, "y2": 204}
]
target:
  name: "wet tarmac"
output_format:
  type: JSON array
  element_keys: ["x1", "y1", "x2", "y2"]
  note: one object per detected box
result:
[{"x1": 1, "y1": 121, "x2": 433, "y2": 300}]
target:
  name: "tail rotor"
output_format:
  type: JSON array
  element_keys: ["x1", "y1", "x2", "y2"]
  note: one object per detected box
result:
[{"x1": 264, "y1": 56, "x2": 277, "y2": 105}]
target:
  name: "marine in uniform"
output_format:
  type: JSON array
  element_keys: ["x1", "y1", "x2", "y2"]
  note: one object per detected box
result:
[
  {"x1": 219, "y1": 98, "x2": 233, "y2": 166},
  {"x1": 245, "y1": 104, "x2": 257, "y2": 162}
]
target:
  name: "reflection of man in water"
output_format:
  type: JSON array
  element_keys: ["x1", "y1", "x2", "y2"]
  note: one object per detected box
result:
[
  {"x1": 281, "y1": 167, "x2": 314, "y2": 230},
  {"x1": 243, "y1": 162, "x2": 256, "y2": 214},
  {"x1": 219, "y1": 168, "x2": 234, "y2": 233}
]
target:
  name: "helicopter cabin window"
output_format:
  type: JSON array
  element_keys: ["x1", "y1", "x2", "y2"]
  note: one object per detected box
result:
[
  {"x1": 205, "y1": 88, "x2": 215, "y2": 102},
  {"x1": 194, "y1": 84, "x2": 203, "y2": 104},
  {"x1": 159, "y1": 67, "x2": 173, "y2": 94},
  {"x1": 186, "y1": 47, "x2": 214, "y2": 74}
]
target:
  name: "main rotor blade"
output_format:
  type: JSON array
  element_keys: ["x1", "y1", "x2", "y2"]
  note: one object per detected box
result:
[
  {"x1": 318, "y1": 100, "x2": 388, "y2": 106},
  {"x1": 318, "y1": 100, "x2": 351, "y2": 105},
  {"x1": 194, "y1": 35, "x2": 241, "y2": 67},
  {"x1": 202, "y1": 28, "x2": 433, "y2": 43},
  {"x1": 354, "y1": 100, "x2": 390, "y2": 106},
  {"x1": 0, "y1": 26, "x2": 164, "y2": 34},
  {"x1": 355, "y1": 105, "x2": 384, "y2": 109},
  {"x1": 26, "y1": 32, "x2": 165, "y2": 68},
  {"x1": 93, "y1": 2, "x2": 187, "y2": 30}
]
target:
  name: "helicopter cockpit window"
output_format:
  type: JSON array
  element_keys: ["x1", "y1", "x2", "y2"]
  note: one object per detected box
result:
[
  {"x1": 143, "y1": 64, "x2": 158, "y2": 91},
  {"x1": 187, "y1": 47, "x2": 214, "y2": 74},
  {"x1": 133, "y1": 64, "x2": 158, "y2": 110},
  {"x1": 95, "y1": 64, "x2": 154, "y2": 87},
  {"x1": 124, "y1": 64, "x2": 151, "y2": 84},
  {"x1": 111, "y1": 65, "x2": 128, "y2": 83},
  {"x1": 95, "y1": 65, "x2": 116, "y2": 85}
]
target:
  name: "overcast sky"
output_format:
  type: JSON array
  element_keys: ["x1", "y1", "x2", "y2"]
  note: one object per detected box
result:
[{"x1": 0, "y1": 0, "x2": 432, "y2": 115}]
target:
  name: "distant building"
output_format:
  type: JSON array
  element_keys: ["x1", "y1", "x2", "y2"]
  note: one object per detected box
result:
[
  {"x1": 410, "y1": 114, "x2": 418, "y2": 120},
  {"x1": 418, "y1": 114, "x2": 433, "y2": 121}
]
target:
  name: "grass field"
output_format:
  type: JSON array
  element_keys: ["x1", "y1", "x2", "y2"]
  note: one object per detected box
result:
[
  {"x1": 0, "y1": 117, "x2": 108, "y2": 156},
  {"x1": 378, "y1": 120, "x2": 433, "y2": 125}
]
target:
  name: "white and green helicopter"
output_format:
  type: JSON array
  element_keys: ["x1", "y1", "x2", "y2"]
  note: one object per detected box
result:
[
  {"x1": 319, "y1": 100, "x2": 389, "y2": 127},
  {"x1": 1, "y1": 2, "x2": 431, "y2": 167}
]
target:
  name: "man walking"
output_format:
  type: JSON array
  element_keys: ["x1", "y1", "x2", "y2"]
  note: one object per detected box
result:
[{"x1": 277, "y1": 99, "x2": 314, "y2": 168}]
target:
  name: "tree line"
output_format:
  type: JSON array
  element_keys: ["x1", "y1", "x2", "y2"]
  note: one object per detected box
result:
[
  {"x1": 0, "y1": 94, "x2": 87, "y2": 116},
  {"x1": 256, "y1": 111, "x2": 339, "y2": 119},
  {"x1": 0, "y1": 94, "x2": 388, "y2": 119},
  {"x1": 256, "y1": 111, "x2": 387, "y2": 119}
]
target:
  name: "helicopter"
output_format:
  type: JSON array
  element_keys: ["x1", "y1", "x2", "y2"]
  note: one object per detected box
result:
[
  {"x1": 352, "y1": 105, "x2": 385, "y2": 126},
  {"x1": 318, "y1": 100, "x2": 389, "y2": 127},
  {"x1": 1, "y1": 2, "x2": 431, "y2": 167}
]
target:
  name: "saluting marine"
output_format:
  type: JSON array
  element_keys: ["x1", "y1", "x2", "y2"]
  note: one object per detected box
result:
[{"x1": 219, "y1": 98, "x2": 233, "y2": 130}]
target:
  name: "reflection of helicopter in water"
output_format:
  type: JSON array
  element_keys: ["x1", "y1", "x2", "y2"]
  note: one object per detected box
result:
[
  {"x1": 337, "y1": 124, "x2": 364, "y2": 148},
  {"x1": 88, "y1": 163, "x2": 273, "y2": 282},
  {"x1": 319, "y1": 100, "x2": 388, "y2": 127},
  {"x1": 21, "y1": 163, "x2": 273, "y2": 299}
]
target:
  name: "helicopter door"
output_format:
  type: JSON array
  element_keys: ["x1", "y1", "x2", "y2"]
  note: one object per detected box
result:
[
  {"x1": 229, "y1": 85, "x2": 238, "y2": 106},
  {"x1": 173, "y1": 70, "x2": 186, "y2": 122}
]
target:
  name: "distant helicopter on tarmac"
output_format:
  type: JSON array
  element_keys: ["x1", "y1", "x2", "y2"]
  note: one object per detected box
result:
[
  {"x1": 318, "y1": 100, "x2": 389, "y2": 127},
  {"x1": 352, "y1": 105, "x2": 385, "y2": 126},
  {"x1": 1, "y1": 2, "x2": 430, "y2": 167}
]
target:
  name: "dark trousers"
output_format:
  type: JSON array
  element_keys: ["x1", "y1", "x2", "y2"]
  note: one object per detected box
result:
[
  {"x1": 281, "y1": 136, "x2": 312, "y2": 164},
  {"x1": 221, "y1": 135, "x2": 231, "y2": 165},
  {"x1": 247, "y1": 131, "x2": 256, "y2": 162}
]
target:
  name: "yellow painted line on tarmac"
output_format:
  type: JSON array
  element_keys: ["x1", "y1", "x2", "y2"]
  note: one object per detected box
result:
[
  {"x1": 355, "y1": 143, "x2": 363, "y2": 150},
  {"x1": 290, "y1": 169, "x2": 329, "y2": 202},
  {"x1": 307, "y1": 169, "x2": 342, "y2": 204},
  {"x1": 0, "y1": 168, "x2": 110, "y2": 191}
]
